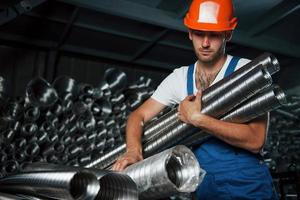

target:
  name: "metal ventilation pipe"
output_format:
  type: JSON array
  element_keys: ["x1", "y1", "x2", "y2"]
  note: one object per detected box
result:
[
  {"x1": 0, "y1": 192, "x2": 43, "y2": 200},
  {"x1": 143, "y1": 66, "x2": 273, "y2": 154},
  {"x1": 170, "y1": 86, "x2": 287, "y2": 149},
  {"x1": 0, "y1": 171, "x2": 99, "y2": 200},
  {"x1": 21, "y1": 163, "x2": 138, "y2": 200},
  {"x1": 123, "y1": 145, "x2": 201, "y2": 200},
  {"x1": 144, "y1": 85, "x2": 287, "y2": 155},
  {"x1": 143, "y1": 53, "x2": 279, "y2": 142}
]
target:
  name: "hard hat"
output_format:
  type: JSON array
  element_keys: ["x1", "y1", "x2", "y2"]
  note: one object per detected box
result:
[{"x1": 184, "y1": 0, "x2": 237, "y2": 31}]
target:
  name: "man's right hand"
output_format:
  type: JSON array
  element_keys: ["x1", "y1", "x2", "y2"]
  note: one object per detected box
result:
[{"x1": 111, "y1": 150, "x2": 143, "y2": 171}]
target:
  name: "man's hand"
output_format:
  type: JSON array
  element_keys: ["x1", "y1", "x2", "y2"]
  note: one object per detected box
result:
[
  {"x1": 111, "y1": 150, "x2": 143, "y2": 171},
  {"x1": 178, "y1": 91, "x2": 203, "y2": 126}
]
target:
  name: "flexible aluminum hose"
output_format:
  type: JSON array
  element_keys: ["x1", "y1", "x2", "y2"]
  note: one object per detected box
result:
[
  {"x1": 143, "y1": 53, "x2": 279, "y2": 142},
  {"x1": 0, "y1": 171, "x2": 99, "y2": 200},
  {"x1": 123, "y1": 145, "x2": 201, "y2": 200},
  {"x1": 222, "y1": 85, "x2": 287, "y2": 122},
  {"x1": 164, "y1": 86, "x2": 287, "y2": 150},
  {"x1": 0, "y1": 192, "x2": 42, "y2": 200},
  {"x1": 21, "y1": 163, "x2": 138, "y2": 200},
  {"x1": 144, "y1": 66, "x2": 272, "y2": 151},
  {"x1": 85, "y1": 144, "x2": 126, "y2": 169}
]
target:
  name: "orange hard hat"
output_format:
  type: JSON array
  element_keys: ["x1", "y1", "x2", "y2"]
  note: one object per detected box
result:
[{"x1": 184, "y1": 0, "x2": 237, "y2": 31}]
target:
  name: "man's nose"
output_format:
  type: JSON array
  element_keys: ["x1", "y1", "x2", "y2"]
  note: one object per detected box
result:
[{"x1": 202, "y1": 35, "x2": 210, "y2": 48}]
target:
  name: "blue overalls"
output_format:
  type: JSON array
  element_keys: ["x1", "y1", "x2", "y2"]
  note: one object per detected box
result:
[{"x1": 187, "y1": 57, "x2": 278, "y2": 200}]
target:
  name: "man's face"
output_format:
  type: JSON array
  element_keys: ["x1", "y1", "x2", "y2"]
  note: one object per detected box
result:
[{"x1": 188, "y1": 30, "x2": 230, "y2": 63}]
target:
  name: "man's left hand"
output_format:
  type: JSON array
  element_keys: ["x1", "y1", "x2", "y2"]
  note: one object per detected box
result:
[{"x1": 178, "y1": 91, "x2": 203, "y2": 126}]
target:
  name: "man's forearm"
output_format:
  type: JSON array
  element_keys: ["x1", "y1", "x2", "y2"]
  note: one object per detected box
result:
[
  {"x1": 189, "y1": 113, "x2": 268, "y2": 153},
  {"x1": 125, "y1": 112, "x2": 144, "y2": 154}
]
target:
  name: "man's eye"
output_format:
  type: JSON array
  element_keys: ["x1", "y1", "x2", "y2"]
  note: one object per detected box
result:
[{"x1": 194, "y1": 32, "x2": 205, "y2": 37}]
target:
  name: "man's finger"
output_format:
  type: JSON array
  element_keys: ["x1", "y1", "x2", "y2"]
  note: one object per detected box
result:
[{"x1": 196, "y1": 91, "x2": 202, "y2": 101}]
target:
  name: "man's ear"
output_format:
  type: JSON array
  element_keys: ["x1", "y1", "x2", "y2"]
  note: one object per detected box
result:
[
  {"x1": 188, "y1": 29, "x2": 193, "y2": 40},
  {"x1": 225, "y1": 31, "x2": 233, "y2": 41}
]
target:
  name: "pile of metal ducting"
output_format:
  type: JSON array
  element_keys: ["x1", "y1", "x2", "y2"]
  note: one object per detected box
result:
[
  {"x1": 0, "y1": 145, "x2": 202, "y2": 200},
  {"x1": 0, "y1": 67, "x2": 157, "y2": 177},
  {"x1": 85, "y1": 53, "x2": 287, "y2": 172},
  {"x1": 0, "y1": 66, "x2": 203, "y2": 199},
  {"x1": 263, "y1": 95, "x2": 300, "y2": 172}
]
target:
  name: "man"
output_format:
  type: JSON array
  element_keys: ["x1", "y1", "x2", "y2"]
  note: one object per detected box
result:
[{"x1": 113, "y1": 0, "x2": 278, "y2": 199}]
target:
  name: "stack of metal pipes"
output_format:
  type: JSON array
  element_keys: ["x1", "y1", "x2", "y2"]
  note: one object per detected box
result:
[
  {"x1": 85, "y1": 52, "x2": 287, "y2": 169},
  {"x1": 0, "y1": 144, "x2": 201, "y2": 200},
  {"x1": 0, "y1": 162, "x2": 138, "y2": 200},
  {"x1": 0, "y1": 67, "x2": 156, "y2": 178}
]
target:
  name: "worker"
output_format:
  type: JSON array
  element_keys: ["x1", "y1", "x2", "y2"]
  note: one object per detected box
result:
[{"x1": 112, "y1": 0, "x2": 278, "y2": 199}]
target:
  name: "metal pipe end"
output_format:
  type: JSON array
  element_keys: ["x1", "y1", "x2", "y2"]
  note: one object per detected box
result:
[
  {"x1": 273, "y1": 85, "x2": 287, "y2": 106},
  {"x1": 165, "y1": 145, "x2": 201, "y2": 193},
  {"x1": 70, "y1": 172, "x2": 100, "y2": 200},
  {"x1": 97, "y1": 172, "x2": 138, "y2": 199},
  {"x1": 261, "y1": 66, "x2": 273, "y2": 86},
  {"x1": 268, "y1": 54, "x2": 280, "y2": 75}
]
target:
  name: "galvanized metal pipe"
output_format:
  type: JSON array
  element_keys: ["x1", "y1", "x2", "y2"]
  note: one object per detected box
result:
[
  {"x1": 0, "y1": 192, "x2": 43, "y2": 200},
  {"x1": 221, "y1": 86, "x2": 287, "y2": 122},
  {"x1": 145, "y1": 66, "x2": 273, "y2": 149},
  {"x1": 21, "y1": 163, "x2": 138, "y2": 200},
  {"x1": 0, "y1": 171, "x2": 99, "y2": 200},
  {"x1": 165, "y1": 86, "x2": 287, "y2": 150},
  {"x1": 143, "y1": 53, "x2": 279, "y2": 142},
  {"x1": 123, "y1": 145, "x2": 201, "y2": 200}
]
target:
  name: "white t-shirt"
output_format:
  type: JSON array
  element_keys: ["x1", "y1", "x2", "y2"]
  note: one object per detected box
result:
[{"x1": 151, "y1": 55, "x2": 250, "y2": 106}]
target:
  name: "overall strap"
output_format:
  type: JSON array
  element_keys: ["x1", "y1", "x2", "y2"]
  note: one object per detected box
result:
[
  {"x1": 187, "y1": 63, "x2": 195, "y2": 96},
  {"x1": 187, "y1": 57, "x2": 240, "y2": 96},
  {"x1": 224, "y1": 56, "x2": 240, "y2": 78}
]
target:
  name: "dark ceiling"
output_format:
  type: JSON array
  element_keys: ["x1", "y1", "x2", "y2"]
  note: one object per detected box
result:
[{"x1": 0, "y1": 0, "x2": 299, "y2": 71}]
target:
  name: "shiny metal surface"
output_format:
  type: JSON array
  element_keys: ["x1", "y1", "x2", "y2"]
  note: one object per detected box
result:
[
  {"x1": 21, "y1": 163, "x2": 138, "y2": 200},
  {"x1": 123, "y1": 145, "x2": 201, "y2": 200},
  {"x1": 85, "y1": 144, "x2": 126, "y2": 169},
  {"x1": 143, "y1": 53, "x2": 279, "y2": 142},
  {"x1": 52, "y1": 76, "x2": 77, "y2": 97},
  {"x1": 222, "y1": 85, "x2": 287, "y2": 122},
  {"x1": 26, "y1": 77, "x2": 58, "y2": 107},
  {"x1": 178, "y1": 86, "x2": 287, "y2": 148},
  {"x1": 203, "y1": 52, "x2": 279, "y2": 103},
  {"x1": 144, "y1": 86, "x2": 286, "y2": 155},
  {"x1": 201, "y1": 66, "x2": 272, "y2": 117},
  {"x1": 0, "y1": 192, "x2": 42, "y2": 200},
  {"x1": 143, "y1": 67, "x2": 273, "y2": 153},
  {"x1": 0, "y1": 171, "x2": 99, "y2": 200},
  {"x1": 104, "y1": 68, "x2": 127, "y2": 94}
]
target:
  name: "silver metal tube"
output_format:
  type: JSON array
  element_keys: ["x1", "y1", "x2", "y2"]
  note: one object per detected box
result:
[
  {"x1": 85, "y1": 144, "x2": 126, "y2": 169},
  {"x1": 177, "y1": 86, "x2": 287, "y2": 149},
  {"x1": 0, "y1": 192, "x2": 42, "y2": 200},
  {"x1": 222, "y1": 86, "x2": 287, "y2": 122},
  {"x1": 143, "y1": 53, "x2": 279, "y2": 142},
  {"x1": 201, "y1": 66, "x2": 272, "y2": 117},
  {"x1": 21, "y1": 163, "x2": 138, "y2": 200},
  {"x1": 203, "y1": 52, "x2": 279, "y2": 103},
  {"x1": 144, "y1": 86, "x2": 286, "y2": 155},
  {"x1": 0, "y1": 171, "x2": 99, "y2": 200},
  {"x1": 123, "y1": 145, "x2": 201, "y2": 200},
  {"x1": 144, "y1": 67, "x2": 273, "y2": 153}
]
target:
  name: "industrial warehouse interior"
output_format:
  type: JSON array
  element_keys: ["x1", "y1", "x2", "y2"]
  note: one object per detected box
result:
[{"x1": 0, "y1": 0, "x2": 299, "y2": 199}]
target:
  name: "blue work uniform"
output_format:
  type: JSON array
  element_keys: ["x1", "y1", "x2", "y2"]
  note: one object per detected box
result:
[{"x1": 186, "y1": 57, "x2": 278, "y2": 200}]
